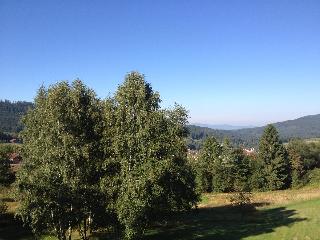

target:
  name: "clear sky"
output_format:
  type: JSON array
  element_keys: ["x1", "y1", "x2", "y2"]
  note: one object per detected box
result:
[{"x1": 1, "y1": 0, "x2": 319, "y2": 126}]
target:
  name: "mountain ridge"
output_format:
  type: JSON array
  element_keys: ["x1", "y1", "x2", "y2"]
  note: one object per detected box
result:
[
  {"x1": 191, "y1": 123, "x2": 256, "y2": 130},
  {"x1": 187, "y1": 114, "x2": 320, "y2": 149},
  {"x1": 1, "y1": 100, "x2": 319, "y2": 148}
]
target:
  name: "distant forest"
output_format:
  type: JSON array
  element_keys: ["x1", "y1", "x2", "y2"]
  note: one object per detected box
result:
[
  {"x1": 0, "y1": 100, "x2": 320, "y2": 148},
  {"x1": 188, "y1": 114, "x2": 320, "y2": 149},
  {"x1": 0, "y1": 100, "x2": 33, "y2": 139}
]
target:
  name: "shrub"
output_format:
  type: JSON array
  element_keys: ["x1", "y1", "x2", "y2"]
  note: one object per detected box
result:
[{"x1": 0, "y1": 199, "x2": 8, "y2": 215}]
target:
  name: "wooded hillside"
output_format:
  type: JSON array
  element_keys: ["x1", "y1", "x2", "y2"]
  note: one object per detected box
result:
[
  {"x1": 188, "y1": 114, "x2": 320, "y2": 148},
  {"x1": 0, "y1": 100, "x2": 33, "y2": 133}
]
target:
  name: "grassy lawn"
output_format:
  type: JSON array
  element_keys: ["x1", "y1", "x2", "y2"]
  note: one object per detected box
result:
[
  {"x1": 145, "y1": 188, "x2": 320, "y2": 240},
  {"x1": 1, "y1": 186, "x2": 320, "y2": 240},
  {"x1": 0, "y1": 186, "x2": 33, "y2": 240},
  {"x1": 145, "y1": 198, "x2": 320, "y2": 240}
]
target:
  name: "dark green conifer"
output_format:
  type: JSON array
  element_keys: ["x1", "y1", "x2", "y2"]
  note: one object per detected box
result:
[{"x1": 258, "y1": 124, "x2": 289, "y2": 190}]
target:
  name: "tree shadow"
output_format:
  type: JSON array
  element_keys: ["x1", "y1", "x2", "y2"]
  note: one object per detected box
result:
[
  {"x1": 145, "y1": 203, "x2": 307, "y2": 240},
  {"x1": 1, "y1": 197, "x2": 15, "y2": 202},
  {"x1": 0, "y1": 212, "x2": 33, "y2": 240},
  {"x1": 0, "y1": 203, "x2": 308, "y2": 240}
]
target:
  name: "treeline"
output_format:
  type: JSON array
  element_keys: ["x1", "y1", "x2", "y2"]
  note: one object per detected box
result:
[
  {"x1": 187, "y1": 114, "x2": 320, "y2": 149},
  {"x1": 191, "y1": 125, "x2": 320, "y2": 194},
  {"x1": 14, "y1": 73, "x2": 199, "y2": 240},
  {"x1": 1, "y1": 100, "x2": 319, "y2": 149},
  {"x1": 0, "y1": 132, "x2": 13, "y2": 143},
  {"x1": 187, "y1": 125, "x2": 256, "y2": 149},
  {"x1": 0, "y1": 100, "x2": 33, "y2": 133},
  {"x1": 0, "y1": 143, "x2": 20, "y2": 185}
]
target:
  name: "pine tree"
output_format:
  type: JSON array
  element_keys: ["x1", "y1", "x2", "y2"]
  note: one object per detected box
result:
[
  {"x1": 287, "y1": 140, "x2": 305, "y2": 188},
  {"x1": 232, "y1": 148, "x2": 252, "y2": 192},
  {"x1": 258, "y1": 124, "x2": 290, "y2": 190}
]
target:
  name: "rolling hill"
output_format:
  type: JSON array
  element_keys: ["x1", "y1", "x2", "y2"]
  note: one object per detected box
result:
[
  {"x1": 0, "y1": 100, "x2": 319, "y2": 148},
  {"x1": 188, "y1": 114, "x2": 320, "y2": 148}
]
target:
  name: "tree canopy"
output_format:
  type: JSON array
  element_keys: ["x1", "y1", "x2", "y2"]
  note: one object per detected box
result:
[
  {"x1": 257, "y1": 124, "x2": 290, "y2": 190},
  {"x1": 100, "y1": 72, "x2": 198, "y2": 239},
  {"x1": 16, "y1": 73, "x2": 199, "y2": 240},
  {"x1": 16, "y1": 81, "x2": 105, "y2": 240}
]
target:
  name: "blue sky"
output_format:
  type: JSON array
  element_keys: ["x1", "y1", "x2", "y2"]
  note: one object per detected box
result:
[{"x1": 0, "y1": 0, "x2": 319, "y2": 126}]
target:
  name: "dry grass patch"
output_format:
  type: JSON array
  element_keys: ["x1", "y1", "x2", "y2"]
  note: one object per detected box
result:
[{"x1": 199, "y1": 186, "x2": 320, "y2": 208}]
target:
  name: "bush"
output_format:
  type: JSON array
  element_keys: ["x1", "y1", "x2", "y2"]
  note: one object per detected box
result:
[
  {"x1": 229, "y1": 191, "x2": 252, "y2": 208},
  {"x1": 307, "y1": 168, "x2": 320, "y2": 187},
  {"x1": 0, "y1": 200, "x2": 8, "y2": 215}
]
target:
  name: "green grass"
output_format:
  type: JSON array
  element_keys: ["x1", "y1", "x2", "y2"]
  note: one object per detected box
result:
[
  {"x1": 245, "y1": 199, "x2": 320, "y2": 240},
  {"x1": 145, "y1": 198, "x2": 320, "y2": 240},
  {"x1": 1, "y1": 185, "x2": 320, "y2": 240}
]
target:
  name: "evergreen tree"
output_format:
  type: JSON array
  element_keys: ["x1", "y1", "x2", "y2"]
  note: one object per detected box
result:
[
  {"x1": 258, "y1": 124, "x2": 289, "y2": 190},
  {"x1": 16, "y1": 81, "x2": 105, "y2": 240},
  {"x1": 196, "y1": 136, "x2": 222, "y2": 192},
  {"x1": 287, "y1": 140, "x2": 306, "y2": 188},
  {"x1": 0, "y1": 145, "x2": 12, "y2": 185},
  {"x1": 250, "y1": 158, "x2": 266, "y2": 191},
  {"x1": 0, "y1": 100, "x2": 33, "y2": 133},
  {"x1": 232, "y1": 148, "x2": 252, "y2": 192}
]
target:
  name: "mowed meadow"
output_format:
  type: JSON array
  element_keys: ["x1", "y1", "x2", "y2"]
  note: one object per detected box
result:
[
  {"x1": 145, "y1": 186, "x2": 320, "y2": 240},
  {"x1": 1, "y1": 185, "x2": 320, "y2": 240}
]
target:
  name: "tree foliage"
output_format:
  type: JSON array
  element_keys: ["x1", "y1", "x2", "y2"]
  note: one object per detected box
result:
[
  {"x1": 100, "y1": 72, "x2": 198, "y2": 239},
  {"x1": 257, "y1": 124, "x2": 290, "y2": 190},
  {"x1": 195, "y1": 137, "x2": 251, "y2": 193},
  {"x1": 15, "y1": 73, "x2": 199, "y2": 240},
  {"x1": 196, "y1": 136, "x2": 222, "y2": 192},
  {"x1": 286, "y1": 139, "x2": 320, "y2": 187},
  {"x1": 0, "y1": 144, "x2": 14, "y2": 185},
  {"x1": 16, "y1": 81, "x2": 105, "y2": 240},
  {"x1": 0, "y1": 199, "x2": 8, "y2": 215},
  {"x1": 0, "y1": 100, "x2": 33, "y2": 133},
  {"x1": 287, "y1": 147, "x2": 304, "y2": 188},
  {"x1": 187, "y1": 114, "x2": 320, "y2": 149}
]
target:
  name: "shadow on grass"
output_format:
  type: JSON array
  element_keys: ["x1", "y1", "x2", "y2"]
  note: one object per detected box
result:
[
  {"x1": 145, "y1": 204, "x2": 307, "y2": 240},
  {"x1": 0, "y1": 212, "x2": 33, "y2": 240},
  {"x1": 0, "y1": 203, "x2": 307, "y2": 240},
  {"x1": 1, "y1": 197, "x2": 15, "y2": 202}
]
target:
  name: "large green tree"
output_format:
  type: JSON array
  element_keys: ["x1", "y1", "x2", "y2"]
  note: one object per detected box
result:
[
  {"x1": 211, "y1": 138, "x2": 237, "y2": 193},
  {"x1": 196, "y1": 137, "x2": 252, "y2": 193},
  {"x1": 287, "y1": 139, "x2": 307, "y2": 188},
  {"x1": 15, "y1": 73, "x2": 198, "y2": 239},
  {"x1": 258, "y1": 124, "x2": 290, "y2": 190},
  {"x1": 196, "y1": 136, "x2": 222, "y2": 192},
  {"x1": 16, "y1": 81, "x2": 105, "y2": 240},
  {"x1": 100, "y1": 72, "x2": 198, "y2": 239}
]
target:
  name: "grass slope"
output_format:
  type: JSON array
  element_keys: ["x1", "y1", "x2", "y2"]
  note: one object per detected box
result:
[
  {"x1": 146, "y1": 188, "x2": 320, "y2": 240},
  {"x1": 245, "y1": 199, "x2": 320, "y2": 240},
  {"x1": 1, "y1": 186, "x2": 320, "y2": 240}
]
